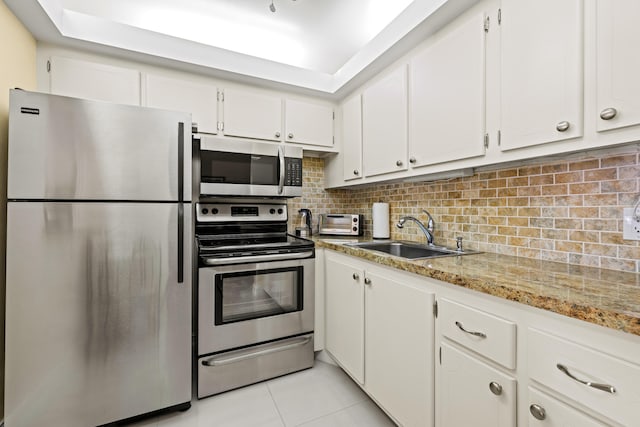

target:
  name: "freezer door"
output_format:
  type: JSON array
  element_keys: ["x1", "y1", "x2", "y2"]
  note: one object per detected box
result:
[
  {"x1": 7, "y1": 90, "x2": 191, "y2": 201},
  {"x1": 5, "y1": 202, "x2": 192, "y2": 427}
]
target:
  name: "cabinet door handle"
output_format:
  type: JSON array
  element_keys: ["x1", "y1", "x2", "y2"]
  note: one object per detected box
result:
[
  {"x1": 455, "y1": 321, "x2": 487, "y2": 338},
  {"x1": 275, "y1": 131, "x2": 281, "y2": 138},
  {"x1": 364, "y1": 277, "x2": 372, "y2": 285},
  {"x1": 556, "y1": 121, "x2": 570, "y2": 132},
  {"x1": 352, "y1": 273, "x2": 360, "y2": 281},
  {"x1": 409, "y1": 156, "x2": 417, "y2": 164},
  {"x1": 353, "y1": 169, "x2": 359, "y2": 176},
  {"x1": 288, "y1": 133, "x2": 294, "y2": 139},
  {"x1": 396, "y1": 160, "x2": 403, "y2": 167},
  {"x1": 489, "y1": 382, "x2": 502, "y2": 395},
  {"x1": 529, "y1": 404, "x2": 546, "y2": 421},
  {"x1": 556, "y1": 364, "x2": 616, "y2": 394},
  {"x1": 600, "y1": 107, "x2": 617, "y2": 120}
]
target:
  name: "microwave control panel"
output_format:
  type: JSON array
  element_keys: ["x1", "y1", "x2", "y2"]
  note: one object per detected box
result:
[{"x1": 284, "y1": 158, "x2": 303, "y2": 187}]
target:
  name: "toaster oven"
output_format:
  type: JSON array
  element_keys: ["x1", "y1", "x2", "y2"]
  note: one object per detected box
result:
[{"x1": 318, "y1": 214, "x2": 364, "y2": 236}]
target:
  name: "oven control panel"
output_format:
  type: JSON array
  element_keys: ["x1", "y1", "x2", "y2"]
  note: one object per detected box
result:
[{"x1": 197, "y1": 203, "x2": 287, "y2": 222}]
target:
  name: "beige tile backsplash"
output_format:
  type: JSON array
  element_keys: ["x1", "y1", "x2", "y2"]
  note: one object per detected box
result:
[{"x1": 289, "y1": 149, "x2": 640, "y2": 273}]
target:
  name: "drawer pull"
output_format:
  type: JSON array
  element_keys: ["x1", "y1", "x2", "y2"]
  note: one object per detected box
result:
[
  {"x1": 556, "y1": 363, "x2": 616, "y2": 394},
  {"x1": 529, "y1": 404, "x2": 546, "y2": 421},
  {"x1": 455, "y1": 321, "x2": 487, "y2": 338}
]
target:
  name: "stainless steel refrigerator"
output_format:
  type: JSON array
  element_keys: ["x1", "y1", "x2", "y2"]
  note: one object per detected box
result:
[{"x1": 5, "y1": 90, "x2": 193, "y2": 427}]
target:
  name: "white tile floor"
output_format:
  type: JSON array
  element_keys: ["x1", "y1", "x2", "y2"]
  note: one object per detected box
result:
[{"x1": 129, "y1": 361, "x2": 396, "y2": 427}]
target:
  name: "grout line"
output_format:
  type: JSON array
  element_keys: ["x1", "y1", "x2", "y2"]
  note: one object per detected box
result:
[{"x1": 265, "y1": 381, "x2": 287, "y2": 427}]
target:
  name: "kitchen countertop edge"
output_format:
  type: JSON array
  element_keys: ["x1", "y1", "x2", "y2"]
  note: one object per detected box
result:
[{"x1": 314, "y1": 238, "x2": 640, "y2": 337}]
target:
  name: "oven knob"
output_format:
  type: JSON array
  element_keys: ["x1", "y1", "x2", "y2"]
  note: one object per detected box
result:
[
  {"x1": 202, "y1": 208, "x2": 209, "y2": 215},
  {"x1": 270, "y1": 208, "x2": 276, "y2": 214},
  {"x1": 277, "y1": 208, "x2": 283, "y2": 214},
  {"x1": 353, "y1": 226, "x2": 358, "y2": 232},
  {"x1": 353, "y1": 217, "x2": 358, "y2": 222},
  {"x1": 212, "y1": 208, "x2": 219, "y2": 215}
]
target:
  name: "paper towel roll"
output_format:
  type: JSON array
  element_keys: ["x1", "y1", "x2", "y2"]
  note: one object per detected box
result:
[{"x1": 372, "y1": 202, "x2": 390, "y2": 239}]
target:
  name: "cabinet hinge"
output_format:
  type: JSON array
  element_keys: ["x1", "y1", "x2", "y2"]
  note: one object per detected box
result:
[
  {"x1": 433, "y1": 300, "x2": 438, "y2": 318},
  {"x1": 497, "y1": 130, "x2": 502, "y2": 146},
  {"x1": 498, "y1": 8, "x2": 502, "y2": 25},
  {"x1": 217, "y1": 122, "x2": 224, "y2": 132},
  {"x1": 46, "y1": 60, "x2": 51, "y2": 73},
  {"x1": 217, "y1": 90, "x2": 224, "y2": 102},
  {"x1": 484, "y1": 16, "x2": 490, "y2": 33},
  {"x1": 439, "y1": 346, "x2": 442, "y2": 365},
  {"x1": 484, "y1": 133, "x2": 489, "y2": 149},
  {"x1": 333, "y1": 111, "x2": 335, "y2": 120}
]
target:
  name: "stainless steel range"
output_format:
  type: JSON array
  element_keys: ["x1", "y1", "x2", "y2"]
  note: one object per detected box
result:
[{"x1": 195, "y1": 200, "x2": 315, "y2": 398}]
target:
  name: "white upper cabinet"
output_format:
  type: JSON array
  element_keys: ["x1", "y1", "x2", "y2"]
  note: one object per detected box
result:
[
  {"x1": 595, "y1": 0, "x2": 640, "y2": 132},
  {"x1": 341, "y1": 94, "x2": 363, "y2": 181},
  {"x1": 284, "y1": 99, "x2": 333, "y2": 147},
  {"x1": 144, "y1": 73, "x2": 218, "y2": 134},
  {"x1": 409, "y1": 11, "x2": 487, "y2": 167},
  {"x1": 362, "y1": 65, "x2": 408, "y2": 177},
  {"x1": 49, "y1": 56, "x2": 140, "y2": 106},
  {"x1": 500, "y1": 0, "x2": 583, "y2": 150},
  {"x1": 221, "y1": 87, "x2": 282, "y2": 142}
]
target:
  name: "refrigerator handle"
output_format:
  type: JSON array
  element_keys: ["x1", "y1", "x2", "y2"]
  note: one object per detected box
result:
[{"x1": 177, "y1": 122, "x2": 184, "y2": 284}]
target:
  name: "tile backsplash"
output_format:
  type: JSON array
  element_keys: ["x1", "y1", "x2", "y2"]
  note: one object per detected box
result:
[{"x1": 289, "y1": 148, "x2": 640, "y2": 273}]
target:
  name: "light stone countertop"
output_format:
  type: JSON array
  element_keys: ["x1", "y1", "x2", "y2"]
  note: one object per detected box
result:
[{"x1": 313, "y1": 237, "x2": 640, "y2": 337}]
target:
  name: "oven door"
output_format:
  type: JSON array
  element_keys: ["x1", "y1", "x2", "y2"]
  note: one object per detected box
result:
[{"x1": 198, "y1": 257, "x2": 314, "y2": 355}]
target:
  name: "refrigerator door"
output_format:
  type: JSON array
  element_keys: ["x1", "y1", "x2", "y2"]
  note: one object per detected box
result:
[
  {"x1": 7, "y1": 90, "x2": 191, "y2": 202},
  {"x1": 5, "y1": 202, "x2": 192, "y2": 427}
]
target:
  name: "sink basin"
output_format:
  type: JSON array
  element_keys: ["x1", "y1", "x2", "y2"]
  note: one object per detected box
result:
[{"x1": 346, "y1": 241, "x2": 478, "y2": 260}]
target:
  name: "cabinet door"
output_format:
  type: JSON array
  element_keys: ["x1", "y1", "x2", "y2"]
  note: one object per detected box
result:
[
  {"x1": 49, "y1": 56, "x2": 140, "y2": 106},
  {"x1": 595, "y1": 0, "x2": 640, "y2": 132},
  {"x1": 410, "y1": 11, "x2": 486, "y2": 167},
  {"x1": 439, "y1": 343, "x2": 516, "y2": 427},
  {"x1": 285, "y1": 99, "x2": 333, "y2": 147},
  {"x1": 365, "y1": 270, "x2": 435, "y2": 427},
  {"x1": 324, "y1": 253, "x2": 365, "y2": 384},
  {"x1": 222, "y1": 88, "x2": 282, "y2": 141},
  {"x1": 145, "y1": 74, "x2": 218, "y2": 134},
  {"x1": 500, "y1": 0, "x2": 583, "y2": 150},
  {"x1": 362, "y1": 66, "x2": 408, "y2": 177},
  {"x1": 528, "y1": 388, "x2": 606, "y2": 427},
  {"x1": 341, "y1": 94, "x2": 363, "y2": 181}
]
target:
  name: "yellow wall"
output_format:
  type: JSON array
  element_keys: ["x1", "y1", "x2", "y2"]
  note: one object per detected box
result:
[{"x1": 0, "y1": 1, "x2": 36, "y2": 418}]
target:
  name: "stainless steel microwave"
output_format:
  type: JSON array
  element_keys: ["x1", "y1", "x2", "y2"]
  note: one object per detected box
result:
[{"x1": 197, "y1": 136, "x2": 303, "y2": 197}]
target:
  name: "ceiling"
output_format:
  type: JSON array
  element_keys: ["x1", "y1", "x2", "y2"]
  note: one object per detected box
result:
[{"x1": 4, "y1": 0, "x2": 478, "y2": 97}]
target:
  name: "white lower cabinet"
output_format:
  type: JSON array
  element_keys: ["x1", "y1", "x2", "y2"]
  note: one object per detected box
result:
[
  {"x1": 324, "y1": 251, "x2": 434, "y2": 427},
  {"x1": 324, "y1": 253, "x2": 365, "y2": 384},
  {"x1": 438, "y1": 342, "x2": 516, "y2": 427},
  {"x1": 527, "y1": 387, "x2": 606, "y2": 427}
]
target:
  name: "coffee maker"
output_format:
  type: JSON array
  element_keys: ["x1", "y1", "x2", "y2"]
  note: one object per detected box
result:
[{"x1": 295, "y1": 209, "x2": 312, "y2": 237}]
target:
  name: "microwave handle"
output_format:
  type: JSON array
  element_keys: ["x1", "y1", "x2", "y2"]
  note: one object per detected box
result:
[{"x1": 278, "y1": 145, "x2": 285, "y2": 195}]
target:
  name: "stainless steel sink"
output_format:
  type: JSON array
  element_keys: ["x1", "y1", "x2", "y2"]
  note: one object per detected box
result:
[{"x1": 345, "y1": 241, "x2": 479, "y2": 260}]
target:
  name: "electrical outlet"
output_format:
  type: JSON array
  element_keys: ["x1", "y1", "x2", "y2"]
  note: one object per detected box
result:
[{"x1": 623, "y1": 208, "x2": 640, "y2": 241}]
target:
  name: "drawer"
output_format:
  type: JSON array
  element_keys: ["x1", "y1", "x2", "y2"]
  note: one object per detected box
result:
[
  {"x1": 528, "y1": 328, "x2": 640, "y2": 426},
  {"x1": 439, "y1": 298, "x2": 516, "y2": 369},
  {"x1": 527, "y1": 387, "x2": 606, "y2": 427}
]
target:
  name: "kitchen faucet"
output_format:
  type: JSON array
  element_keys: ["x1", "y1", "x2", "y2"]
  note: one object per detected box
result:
[{"x1": 396, "y1": 210, "x2": 435, "y2": 245}]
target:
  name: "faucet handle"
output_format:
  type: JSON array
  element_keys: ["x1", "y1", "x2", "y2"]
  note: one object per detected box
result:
[{"x1": 422, "y1": 210, "x2": 435, "y2": 232}]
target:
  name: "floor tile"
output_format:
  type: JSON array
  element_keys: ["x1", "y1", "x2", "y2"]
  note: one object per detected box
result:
[
  {"x1": 129, "y1": 383, "x2": 284, "y2": 427},
  {"x1": 298, "y1": 401, "x2": 396, "y2": 427},
  {"x1": 266, "y1": 361, "x2": 369, "y2": 427}
]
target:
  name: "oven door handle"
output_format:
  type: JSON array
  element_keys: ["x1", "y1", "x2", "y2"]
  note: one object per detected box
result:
[
  {"x1": 202, "y1": 335, "x2": 312, "y2": 367},
  {"x1": 278, "y1": 145, "x2": 285, "y2": 195},
  {"x1": 202, "y1": 250, "x2": 314, "y2": 266}
]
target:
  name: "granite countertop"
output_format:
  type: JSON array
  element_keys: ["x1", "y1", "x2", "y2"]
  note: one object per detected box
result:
[{"x1": 313, "y1": 237, "x2": 640, "y2": 337}]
